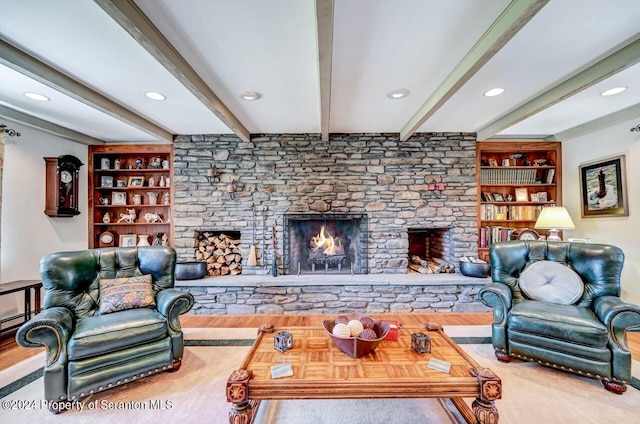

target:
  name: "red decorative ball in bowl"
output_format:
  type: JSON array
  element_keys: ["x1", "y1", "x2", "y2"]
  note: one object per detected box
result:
[{"x1": 322, "y1": 313, "x2": 390, "y2": 358}]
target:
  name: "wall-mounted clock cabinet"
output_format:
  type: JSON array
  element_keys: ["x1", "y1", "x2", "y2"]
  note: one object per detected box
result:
[{"x1": 44, "y1": 155, "x2": 83, "y2": 217}]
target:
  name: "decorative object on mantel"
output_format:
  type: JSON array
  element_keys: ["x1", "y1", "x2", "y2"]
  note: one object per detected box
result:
[
  {"x1": 175, "y1": 261, "x2": 207, "y2": 280},
  {"x1": 427, "y1": 179, "x2": 445, "y2": 198}
]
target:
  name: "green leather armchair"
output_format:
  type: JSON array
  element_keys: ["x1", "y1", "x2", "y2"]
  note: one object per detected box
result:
[
  {"x1": 16, "y1": 246, "x2": 194, "y2": 409},
  {"x1": 479, "y1": 240, "x2": 640, "y2": 394}
]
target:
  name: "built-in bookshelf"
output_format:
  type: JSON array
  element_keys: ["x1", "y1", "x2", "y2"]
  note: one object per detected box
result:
[{"x1": 476, "y1": 141, "x2": 562, "y2": 260}]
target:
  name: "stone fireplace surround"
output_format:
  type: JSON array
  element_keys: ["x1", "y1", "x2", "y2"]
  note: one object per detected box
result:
[{"x1": 172, "y1": 132, "x2": 487, "y2": 314}]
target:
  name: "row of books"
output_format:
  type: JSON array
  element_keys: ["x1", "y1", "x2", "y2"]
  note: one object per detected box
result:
[
  {"x1": 479, "y1": 226, "x2": 516, "y2": 248},
  {"x1": 480, "y1": 204, "x2": 547, "y2": 221},
  {"x1": 481, "y1": 167, "x2": 554, "y2": 184}
]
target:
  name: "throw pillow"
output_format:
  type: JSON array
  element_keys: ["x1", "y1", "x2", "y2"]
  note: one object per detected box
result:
[
  {"x1": 518, "y1": 260, "x2": 584, "y2": 305},
  {"x1": 99, "y1": 274, "x2": 155, "y2": 315}
]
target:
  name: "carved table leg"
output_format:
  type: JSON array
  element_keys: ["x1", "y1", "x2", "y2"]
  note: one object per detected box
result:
[
  {"x1": 229, "y1": 399, "x2": 260, "y2": 424},
  {"x1": 227, "y1": 369, "x2": 256, "y2": 424},
  {"x1": 471, "y1": 367, "x2": 502, "y2": 424},
  {"x1": 472, "y1": 398, "x2": 499, "y2": 424}
]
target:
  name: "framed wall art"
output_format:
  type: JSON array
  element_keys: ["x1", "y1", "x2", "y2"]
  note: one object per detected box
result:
[{"x1": 579, "y1": 154, "x2": 628, "y2": 217}]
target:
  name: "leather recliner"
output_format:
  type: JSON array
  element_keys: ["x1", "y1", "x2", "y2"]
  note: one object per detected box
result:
[
  {"x1": 16, "y1": 246, "x2": 194, "y2": 409},
  {"x1": 479, "y1": 240, "x2": 640, "y2": 394}
]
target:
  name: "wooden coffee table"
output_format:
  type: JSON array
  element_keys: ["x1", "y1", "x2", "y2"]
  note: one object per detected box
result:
[{"x1": 226, "y1": 323, "x2": 501, "y2": 424}]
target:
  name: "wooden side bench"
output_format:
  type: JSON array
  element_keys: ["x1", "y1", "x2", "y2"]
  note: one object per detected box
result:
[{"x1": 0, "y1": 280, "x2": 42, "y2": 339}]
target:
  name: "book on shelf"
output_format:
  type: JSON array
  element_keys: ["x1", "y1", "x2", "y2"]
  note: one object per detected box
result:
[{"x1": 546, "y1": 168, "x2": 555, "y2": 184}]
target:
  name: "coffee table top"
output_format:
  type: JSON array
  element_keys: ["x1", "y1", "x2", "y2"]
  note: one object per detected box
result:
[{"x1": 229, "y1": 323, "x2": 499, "y2": 401}]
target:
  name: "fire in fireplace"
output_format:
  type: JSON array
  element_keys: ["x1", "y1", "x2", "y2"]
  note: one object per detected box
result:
[{"x1": 284, "y1": 214, "x2": 368, "y2": 275}]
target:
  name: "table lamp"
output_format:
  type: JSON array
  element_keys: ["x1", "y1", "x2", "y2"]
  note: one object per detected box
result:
[{"x1": 534, "y1": 206, "x2": 575, "y2": 241}]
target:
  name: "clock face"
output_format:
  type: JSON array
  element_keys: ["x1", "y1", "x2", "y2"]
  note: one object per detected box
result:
[
  {"x1": 60, "y1": 170, "x2": 73, "y2": 184},
  {"x1": 101, "y1": 233, "x2": 113, "y2": 243},
  {"x1": 520, "y1": 232, "x2": 537, "y2": 241}
]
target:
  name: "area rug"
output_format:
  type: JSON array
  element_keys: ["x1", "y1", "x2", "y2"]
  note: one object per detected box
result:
[{"x1": 1, "y1": 326, "x2": 639, "y2": 424}]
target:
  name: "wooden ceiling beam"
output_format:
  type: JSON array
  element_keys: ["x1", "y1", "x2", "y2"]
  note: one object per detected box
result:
[
  {"x1": 0, "y1": 105, "x2": 104, "y2": 146},
  {"x1": 399, "y1": 0, "x2": 549, "y2": 141},
  {"x1": 316, "y1": 0, "x2": 335, "y2": 142},
  {"x1": 0, "y1": 37, "x2": 172, "y2": 142},
  {"x1": 477, "y1": 37, "x2": 640, "y2": 140},
  {"x1": 95, "y1": 0, "x2": 251, "y2": 142}
]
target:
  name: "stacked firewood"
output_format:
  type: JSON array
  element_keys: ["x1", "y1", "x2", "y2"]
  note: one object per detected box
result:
[
  {"x1": 194, "y1": 232, "x2": 242, "y2": 276},
  {"x1": 408, "y1": 255, "x2": 455, "y2": 274}
]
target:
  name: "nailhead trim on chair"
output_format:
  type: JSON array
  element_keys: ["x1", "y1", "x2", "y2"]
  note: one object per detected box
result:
[
  {"x1": 25, "y1": 324, "x2": 62, "y2": 367},
  {"x1": 47, "y1": 360, "x2": 183, "y2": 403},
  {"x1": 502, "y1": 348, "x2": 627, "y2": 384}
]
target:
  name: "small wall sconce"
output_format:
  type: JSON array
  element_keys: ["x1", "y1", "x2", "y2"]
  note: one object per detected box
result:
[
  {"x1": 428, "y1": 179, "x2": 445, "y2": 198},
  {"x1": 227, "y1": 183, "x2": 237, "y2": 200},
  {"x1": 207, "y1": 164, "x2": 220, "y2": 183},
  {"x1": 411, "y1": 332, "x2": 431, "y2": 354},
  {"x1": 274, "y1": 331, "x2": 293, "y2": 353}
]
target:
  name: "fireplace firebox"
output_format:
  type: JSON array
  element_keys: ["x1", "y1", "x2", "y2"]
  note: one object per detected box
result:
[{"x1": 284, "y1": 214, "x2": 368, "y2": 275}]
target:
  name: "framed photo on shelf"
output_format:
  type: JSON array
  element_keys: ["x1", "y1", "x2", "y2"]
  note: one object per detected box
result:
[
  {"x1": 493, "y1": 193, "x2": 505, "y2": 202},
  {"x1": 482, "y1": 192, "x2": 494, "y2": 202},
  {"x1": 112, "y1": 191, "x2": 127, "y2": 205},
  {"x1": 128, "y1": 176, "x2": 145, "y2": 187},
  {"x1": 488, "y1": 158, "x2": 498, "y2": 167},
  {"x1": 530, "y1": 193, "x2": 539, "y2": 202},
  {"x1": 119, "y1": 234, "x2": 137, "y2": 247},
  {"x1": 537, "y1": 191, "x2": 548, "y2": 202},
  {"x1": 100, "y1": 176, "x2": 114, "y2": 188},
  {"x1": 116, "y1": 179, "x2": 127, "y2": 187},
  {"x1": 579, "y1": 154, "x2": 628, "y2": 218},
  {"x1": 515, "y1": 187, "x2": 528, "y2": 202}
]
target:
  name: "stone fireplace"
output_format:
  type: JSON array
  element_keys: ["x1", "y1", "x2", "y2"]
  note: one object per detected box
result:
[
  {"x1": 408, "y1": 227, "x2": 455, "y2": 264},
  {"x1": 284, "y1": 213, "x2": 368, "y2": 275},
  {"x1": 172, "y1": 132, "x2": 479, "y2": 274}
]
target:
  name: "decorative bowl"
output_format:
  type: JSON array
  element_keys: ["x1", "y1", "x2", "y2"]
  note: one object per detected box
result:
[
  {"x1": 322, "y1": 313, "x2": 390, "y2": 358},
  {"x1": 175, "y1": 261, "x2": 207, "y2": 280},
  {"x1": 459, "y1": 261, "x2": 491, "y2": 278}
]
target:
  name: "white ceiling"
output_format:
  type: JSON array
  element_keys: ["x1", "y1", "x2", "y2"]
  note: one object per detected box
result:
[{"x1": 0, "y1": 0, "x2": 639, "y2": 145}]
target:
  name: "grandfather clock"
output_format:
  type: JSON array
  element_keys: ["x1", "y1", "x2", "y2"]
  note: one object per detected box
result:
[{"x1": 44, "y1": 155, "x2": 83, "y2": 217}]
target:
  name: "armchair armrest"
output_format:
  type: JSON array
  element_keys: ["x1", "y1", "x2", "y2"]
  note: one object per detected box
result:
[
  {"x1": 593, "y1": 296, "x2": 640, "y2": 350},
  {"x1": 479, "y1": 283, "x2": 512, "y2": 323},
  {"x1": 156, "y1": 289, "x2": 194, "y2": 332},
  {"x1": 15, "y1": 307, "x2": 73, "y2": 367}
]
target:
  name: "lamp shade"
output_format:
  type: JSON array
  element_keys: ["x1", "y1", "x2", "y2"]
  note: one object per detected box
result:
[
  {"x1": 534, "y1": 206, "x2": 575, "y2": 241},
  {"x1": 534, "y1": 206, "x2": 575, "y2": 230}
]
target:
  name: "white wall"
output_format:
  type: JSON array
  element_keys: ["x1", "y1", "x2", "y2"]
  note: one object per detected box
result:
[
  {"x1": 1, "y1": 123, "x2": 88, "y2": 321},
  {"x1": 562, "y1": 118, "x2": 640, "y2": 304}
]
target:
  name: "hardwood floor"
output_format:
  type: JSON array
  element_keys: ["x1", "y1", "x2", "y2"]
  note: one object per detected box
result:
[{"x1": 2, "y1": 313, "x2": 639, "y2": 371}]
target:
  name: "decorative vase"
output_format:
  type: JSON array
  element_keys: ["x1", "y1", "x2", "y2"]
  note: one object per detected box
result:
[
  {"x1": 163, "y1": 192, "x2": 170, "y2": 205},
  {"x1": 132, "y1": 194, "x2": 142, "y2": 205},
  {"x1": 147, "y1": 192, "x2": 159, "y2": 205},
  {"x1": 159, "y1": 176, "x2": 165, "y2": 187},
  {"x1": 102, "y1": 212, "x2": 110, "y2": 223},
  {"x1": 137, "y1": 235, "x2": 150, "y2": 246},
  {"x1": 152, "y1": 232, "x2": 164, "y2": 246}
]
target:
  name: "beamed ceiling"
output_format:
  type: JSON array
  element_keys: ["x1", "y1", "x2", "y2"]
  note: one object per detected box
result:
[{"x1": 1, "y1": 0, "x2": 639, "y2": 145}]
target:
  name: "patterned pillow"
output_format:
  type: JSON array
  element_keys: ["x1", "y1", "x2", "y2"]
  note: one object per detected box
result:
[
  {"x1": 518, "y1": 260, "x2": 584, "y2": 305},
  {"x1": 98, "y1": 274, "x2": 155, "y2": 315}
]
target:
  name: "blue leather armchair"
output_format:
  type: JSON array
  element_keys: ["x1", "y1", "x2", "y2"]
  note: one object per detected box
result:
[
  {"x1": 16, "y1": 246, "x2": 194, "y2": 410},
  {"x1": 479, "y1": 240, "x2": 640, "y2": 394}
]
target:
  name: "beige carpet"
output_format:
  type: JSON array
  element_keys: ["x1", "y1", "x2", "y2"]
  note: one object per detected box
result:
[{"x1": 1, "y1": 327, "x2": 639, "y2": 423}]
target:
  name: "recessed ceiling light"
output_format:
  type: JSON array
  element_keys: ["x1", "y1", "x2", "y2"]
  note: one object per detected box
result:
[
  {"x1": 145, "y1": 91, "x2": 166, "y2": 101},
  {"x1": 240, "y1": 91, "x2": 262, "y2": 101},
  {"x1": 600, "y1": 86, "x2": 627, "y2": 96},
  {"x1": 24, "y1": 92, "x2": 50, "y2": 102},
  {"x1": 483, "y1": 88, "x2": 504, "y2": 97},
  {"x1": 387, "y1": 88, "x2": 410, "y2": 99}
]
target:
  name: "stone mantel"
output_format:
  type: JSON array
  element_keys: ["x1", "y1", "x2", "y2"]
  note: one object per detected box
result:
[{"x1": 175, "y1": 272, "x2": 488, "y2": 288}]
